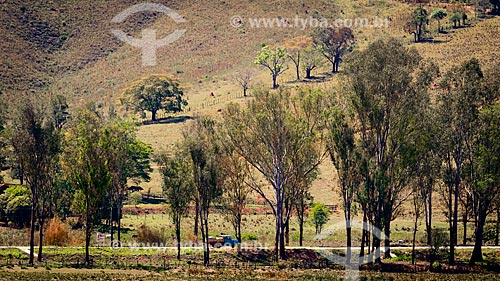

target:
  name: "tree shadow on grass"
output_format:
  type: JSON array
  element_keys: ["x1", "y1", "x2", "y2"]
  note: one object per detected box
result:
[{"x1": 142, "y1": 115, "x2": 192, "y2": 126}]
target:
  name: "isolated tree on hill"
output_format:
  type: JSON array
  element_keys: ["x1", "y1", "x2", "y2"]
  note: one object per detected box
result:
[
  {"x1": 255, "y1": 45, "x2": 288, "y2": 89},
  {"x1": 121, "y1": 74, "x2": 188, "y2": 122},
  {"x1": 301, "y1": 46, "x2": 323, "y2": 79},
  {"x1": 407, "y1": 6, "x2": 429, "y2": 42},
  {"x1": 234, "y1": 69, "x2": 254, "y2": 97},
  {"x1": 431, "y1": 9, "x2": 447, "y2": 33},
  {"x1": 157, "y1": 151, "x2": 193, "y2": 260},
  {"x1": 223, "y1": 88, "x2": 325, "y2": 261},
  {"x1": 285, "y1": 36, "x2": 313, "y2": 80},
  {"x1": 449, "y1": 13, "x2": 461, "y2": 28},
  {"x1": 313, "y1": 27, "x2": 354, "y2": 73},
  {"x1": 61, "y1": 106, "x2": 112, "y2": 265},
  {"x1": 310, "y1": 203, "x2": 329, "y2": 235},
  {"x1": 9, "y1": 95, "x2": 60, "y2": 264}
]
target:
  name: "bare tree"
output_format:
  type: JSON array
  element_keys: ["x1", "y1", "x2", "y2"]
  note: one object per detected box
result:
[{"x1": 234, "y1": 70, "x2": 254, "y2": 97}]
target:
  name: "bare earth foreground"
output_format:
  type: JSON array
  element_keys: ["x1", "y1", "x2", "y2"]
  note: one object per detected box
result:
[{"x1": 0, "y1": 267, "x2": 500, "y2": 281}]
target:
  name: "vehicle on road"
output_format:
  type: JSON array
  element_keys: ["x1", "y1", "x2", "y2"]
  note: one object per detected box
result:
[{"x1": 207, "y1": 235, "x2": 239, "y2": 248}]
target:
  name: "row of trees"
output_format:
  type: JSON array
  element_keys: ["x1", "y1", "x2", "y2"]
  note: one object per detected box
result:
[
  {"x1": 159, "y1": 38, "x2": 499, "y2": 267},
  {"x1": 254, "y1": 27, "x2": 354, "y2": 88},
  {"x1": 2, "y1": 95, "x2": 152, "y2": 265}
]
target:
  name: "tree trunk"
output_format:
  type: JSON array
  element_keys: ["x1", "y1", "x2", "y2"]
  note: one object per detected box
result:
[
  {"x1": 295, "y1": 62, "x2": 300, "y2": 81},
  {"x1": 450, "y1": 169, "x2": 460, "y2": 265},
  {"x1": 194, "y1": 198, "x2": 199, "y2": 239},
  {"x1": 305, "y1": 69, "x2": 312, "y2": 79},
  {"x1": 470, "y1": 211, "x2": 486, "y2": 265},
  {"x1": 463, "y1": 211, "x2": 467, "y2": 245},
  {"x1": 272, "y1": 74, "x2": 278, "y2": 89},
  {"x1": 151, "y1": 109, "x2": 157, "y2": 122},
  {"x1": 37, "y1": 219, "x2": 43, "y2": 262},
  {"x1": 109, "y1": 203, "x2": 114, "y2": 244},
  {"x1": 411, "y1": 217, "x2": 418, "y2": 265},
  {"x1": 237, "y1": 213, "x2": 242, "y2": 253},
  {"x1": 37, "y1": 203, "x2": 44, "y2": 262},
  {"x1": 425, "y1": 190, "x2": 432, "y2": 246},
  {"x1": 298, "y1": 200, "x2": 304, "y2": 247},
  {"x1": 176, "y1": 216, "x2": 181, "y2": 260},
  {"x1": 384, "y1": 218, "x2": 391, "y2": 259},
  {"x1": 117, "y1": 195, "x2": 122, "y2": 245},
  {"x1": 29, "y1": 190, "x2": 36, "y2": 265},
  {"x1": 346, "y1": 215, "x2": 352, "y2": 265},
  {"x1": 360, "y1": 204, "x2": 367, "y2": 264},
  {"x1": 495, "y1": 206, "x2": 500, "y2": 246},
  {"x1": 85, "y1": 195, "x2": 91, "y2": 265}
]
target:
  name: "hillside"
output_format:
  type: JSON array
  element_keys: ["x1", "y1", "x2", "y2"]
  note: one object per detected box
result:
[{"x1": 1, "y1": 0, "x2": 500, "y2": 203}]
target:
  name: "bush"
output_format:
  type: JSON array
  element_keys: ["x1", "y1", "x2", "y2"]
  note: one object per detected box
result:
[
  {"x1": 44, "y1": 216, "x2": 70, "y2": 246},
  {"x1": 128, "y1": 192, "x2": 143, "y2": 206},
  {"x1": 136, "y1": 224, "x2": 168, "y2": 244},
  {"x1": 242, "y1": 233, "x2": 258, "y2": 241},
  {"x1": 0, "y1": 185, "x2": 31, "y2": 227}
]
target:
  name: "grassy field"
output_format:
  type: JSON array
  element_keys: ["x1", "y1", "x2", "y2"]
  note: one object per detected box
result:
[{"x1": 1, "y1": 266, "x2": 500, "y2": 281}]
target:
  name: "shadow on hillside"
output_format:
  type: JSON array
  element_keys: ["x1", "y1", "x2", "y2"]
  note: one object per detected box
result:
[{"x1": 142, "y1": 115, "x2": 192, "y2": 126}]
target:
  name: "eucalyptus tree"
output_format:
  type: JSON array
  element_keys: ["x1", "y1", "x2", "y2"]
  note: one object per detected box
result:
[
  {"x1": 183, "y1": 116, "x2": 222, "y2": 266},
  {"x1": 157, "y1": 150, "x2": 193, "y2": 260},
  {"x1": 8, "y1": 94, "x2": 60, "y2": 264},
  {"x1": 223, "y1": 88, "x2": 325, "y2": 261},
  {"x1": 325, "y1": 93, "x2": 360, "y2": 265},
  {"x1": 346, "y1": 38, "x2": 435, "y2": 261},
  {"x1": 436, "y1": 58, "x2": 484, "y2": 264},
  {"x1": 469, "y1": 102, "x2": 500, "y2": 265},
  {"x1": 61, "y1": 106, "x2": 112, "y2": 265}
]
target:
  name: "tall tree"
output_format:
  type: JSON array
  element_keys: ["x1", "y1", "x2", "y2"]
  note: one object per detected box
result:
[
  {"x1": 120, "y1": 74, "x2": 188, "y2": 122},
  {"x1": 157, "y1": 150, "x2": 193, "y2": 260},
  {"x1": 313, "y1": 27, "x2": 354, "y2": 73},
  {"x1": 100, "y1": 120, "x2": 152, "y2": 245},
  {"x1": 61, "y1": 106, "x2": 112, "y2": 265},
  {"x1": 223, "y1": 88, "x2": 325, "y2": 261},
  {"x1": 255, "y1": 45, "x2": 288, "y2": 89},
  {"x1": 326, "y1": 96, "x2": 361, "y2": 265},
  {"x1": 469, "y1": 78, "x2": 500, "y2": 265},
  {"x1": 183, "y1": 116, "x2": 222, "y2": 266},
  {"x1": 219, "y1": 149, "x2": 251, "y2": 252},
  {"x1": 437, "y1": 58, "x2": 484, "y2": 264},
  {"x1": 347, "y1": 38, "x2": 434, "y2": 262},
  {"x1": 9, "y1": 94, "x2": 60, "y2": 264}
]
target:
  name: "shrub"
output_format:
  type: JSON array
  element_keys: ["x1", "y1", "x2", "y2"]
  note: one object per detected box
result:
[
  {"x1": 242, "y1": 233, "x2": 258, "y2": 241},
  {"x1": 44, "y1": 216, "x2": 70, "y2": 246},
  {"x1": 128, "y1": 192, "x2": 143, "y2": 206},
  {"x1": 136, "y1": 224, "x2": 168, "y2": 244}
]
